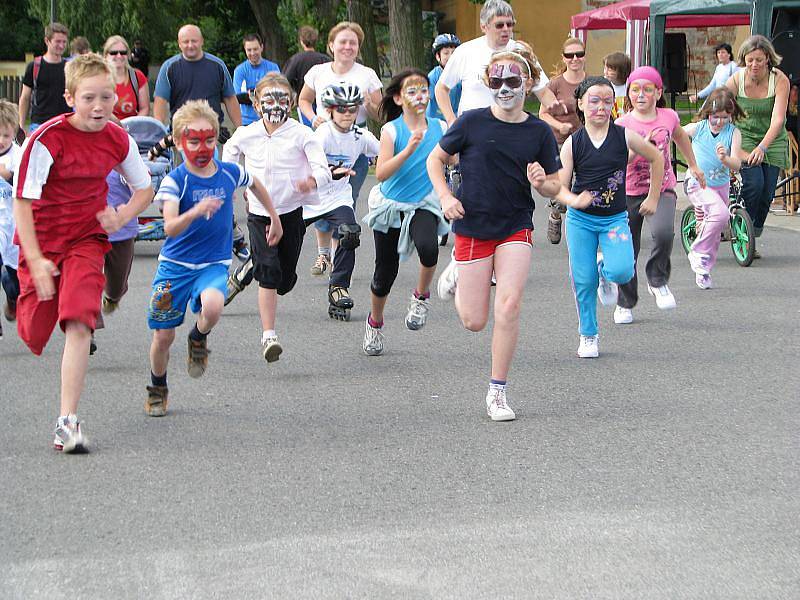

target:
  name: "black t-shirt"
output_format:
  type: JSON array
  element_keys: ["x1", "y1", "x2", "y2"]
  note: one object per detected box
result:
[
  {"x1": 570, "y1": 124, "x2": 628, "y2": 216},
  {"x1": 283, "y1": 51, "x2": 331, "y2": 94},
  {"x1": 438, "y1": 108, "x2": 561, "y2": 240},
  {"x1": 131, "y1": 47, "x2": 150, "y2": 75},
  {"x1": 22, "y1": 58, "x2": 70, "y2": 123}
]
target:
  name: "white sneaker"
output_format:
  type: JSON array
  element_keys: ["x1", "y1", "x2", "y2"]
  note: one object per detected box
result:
[
  {"x1": 614, "y1": 306, "x2": 633, "y2": 324},
  {"x1": 596, "y1": 258, "x2": 618, "y2": 306},
  {"x1": 437, "y1": 253, "x2": 458, "y2": 300},
  {"x1": 261, "y1": 335, "x2": 282, "y2": 363},
  {"x1": 696, "y1": 273, "x2": 713, "y2": 289},
  {"x1": 362, "y1": 319, "x2": 385, "y2": 356},
  {"x1": 405, "y1": 295, "x2": 431, "y2": 330},
  {"x1": 577, "y1": 335, "x2": 599, "y2": 358},
  {"x1": 648, "y1": 283, "x2": 677, "y2": 310},
  {"x1": 687, "y1": 250, "x2": 710, "y2": 275},
  {"x1": 486, "y1": 387, "x2": 515, "y2": 421},
  {"x1": 53, "y1": 414, "x2": 88, "y2": 453}
]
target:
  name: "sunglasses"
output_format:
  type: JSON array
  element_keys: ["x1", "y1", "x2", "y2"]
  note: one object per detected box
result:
[
  {"x1": 563, "y1": 51, "x2": 586, "y2": 59},
  {"x1": 629, "y1": 83, "x2": 657, "y2": 96},
  {"x1": 334, "y1": 105, "x2": 359, "y2": 114},
  {"x1": 488, "y1": 76, "x2": 524, "y2": 90},
  {"x1": 108, "y1": 50, "x2": 128, "y2": 56},
  {"x1": 492, "y1": 20, "x2": 516, "y2": 30}
]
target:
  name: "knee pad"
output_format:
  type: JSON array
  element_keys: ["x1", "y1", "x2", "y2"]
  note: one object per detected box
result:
[
  {"x1": 337, "y1": 223, "x2": 361, "y2": 250},
  {"x1": 277, "y1": 272, "x2": 298, "y2": 296}
]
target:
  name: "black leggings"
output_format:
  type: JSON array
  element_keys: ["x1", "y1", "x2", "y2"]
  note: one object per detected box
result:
[{"x1": 371, "y1": 209, "x2": 439, "y2": 298}]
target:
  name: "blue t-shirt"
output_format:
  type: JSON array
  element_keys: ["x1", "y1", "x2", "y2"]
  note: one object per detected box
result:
[
  {"x1": 156, "y1": 160, "x2": 251, "y2": 266},
  {"x1": 570, "y1": 124, "x2": 628, "y2": 216},
  {"x1": 427, "y1": 65, "x2": 461, "y2": 121},
  {"x1": 379, "y1": 115, "x2": 446, "y2": 203},
  {"x1": 692, "y1": 119, "x2": 736, "y2": 187},
  {"x1": 438, "y1": 108, "x2": 561, "y2": 240},
  {"x1": 233, "y1": 58, "x2": 281, "y2": 126},
  {"x1": 154, "y1": 53, "x2": 236, "y2": 124}
]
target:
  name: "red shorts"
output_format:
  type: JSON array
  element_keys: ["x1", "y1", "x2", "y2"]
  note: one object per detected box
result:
[
  {"x1": 16, "y1": 237, "x2": 107, "y2": 355},
  {"x1": 454, "y1": 228, "x2": 532, "y2": 262}
]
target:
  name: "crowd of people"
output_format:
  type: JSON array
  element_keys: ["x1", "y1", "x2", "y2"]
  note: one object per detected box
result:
[{"x1": 0, "y1": 0, "x2": 794, "y2": 452}]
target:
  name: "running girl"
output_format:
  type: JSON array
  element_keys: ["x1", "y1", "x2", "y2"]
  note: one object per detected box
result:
[
  {"x1": 362, "y1": 68, "x2": 449, "y2": 356},
  {"x1": 427, "y1": 41, "x2": 589, "y2": 421},
  {"x1": 614, "y1": 66, "x2": 705, "y2": 323},
  {"x1": 558, "y1": 77, "x2": 664, "y2": 358},
  {"x1": 223, "y1": 72, "x2": 331, "y2": 363},
  {"x1": 682, "y1": 87, "x2": 744, "y2": 289}
]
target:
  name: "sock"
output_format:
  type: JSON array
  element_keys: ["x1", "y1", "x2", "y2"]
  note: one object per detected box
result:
[
  {"x1": 189, "y1": 323, "x2": 208, "y2": 341},
  {"x1": 151, "y1": 371, "x2": 167, "y2": 387},
  {"x1": 262, "y1": 329, "x2": 277, "y2": 343},
  {"x1": 318, "y1": 246, "x2": 331, "y2": 258},
  {"x1": 367, "y1": 314, "x2": 383, "y2": 329},
  {"x1": 414, "y1": 289, "x2": 430, "y2": 300},
  {"x1": 489, "y1": 379, "x2": 507, "y2": 390}
]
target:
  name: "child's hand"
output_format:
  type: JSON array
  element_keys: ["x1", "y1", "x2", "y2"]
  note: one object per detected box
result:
[
  {"x1": 266, "y1": 218, "x2": 283, "y2": 246},
  {"x1": 441, "y1": 193, "x2": 465, "y2": 220},
  {"x1": 639, "y1": 196, "x2": 658, "y2": 216},
  {"x1": 294, "y1": 176, "x2": 317, "y2": 194},
  {"x1": 194, "y1": 197, "x2": 222, "y2": 220},
  {"x1": 715, "y1": 143, "x2": 728, "y2": 162},
  {"x1": 559, "y1": 122, "x2": 573, "y2": 137},
  {"x1": 96, "y1": 206, "x2": 125, "y2": 233},
  {"x1": 331, "y1": 166, "x2": 356, "y2": 180},
  {"x1": 573, "y1": 190, "x2": 594, "y2": 209},
  {"x1": 405, "y1": 129, "x2": 425, "y2": 153},
  {"x1": 29, "y1": 256, "x2": 59, "y2": 301},
  {"x1": 688, "y1": 165, "x2": 706, "y2": 188},
  {"x1": 526, "y1": 162, "x2": 546, "y2": 190},
  {"x1": 312, "y1": 115, "x2": 328, "y2": 130}
]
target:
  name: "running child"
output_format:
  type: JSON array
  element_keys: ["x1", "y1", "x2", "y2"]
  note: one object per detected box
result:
[
  {"x1": 13, "y1": 54, "x2": 153, "y2": 452},
  {"x1": 304, "y1": 82, "x2": 380, "y2": 321},
  {"x1": 427, "y1": 34, "x2": 462, "y2": 121},
  {"x1": 428, "y1": 41, "x2": 586, "y2": 420},
  {"x1": 0, "y1": 100, "x2": 22, "y2": 339},
  {"x1": 362, "y1": 68, "x2": 449, "y2": 356},
  {"x1": 603, "y1": 52, "x2": 631, "y2": 119},
  {"x1": 558, "y1": 77, "x2": 664, "y2": 358},
  {"x1": 222, "y1": 72, "x2": 330, "y2": 362},
  {"x1": 614, "y1": 66, "x2": 705, "y2": 324},
  {"x1": 682, "y1": 87, "x2": 744, "y2": 289},
  {"x1": 146, "y1": 100, "x2": 282, "y2": 417}
]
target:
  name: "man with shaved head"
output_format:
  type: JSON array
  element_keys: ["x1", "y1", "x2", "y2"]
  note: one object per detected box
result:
[{"x1": 153, "y1": 24, "x2": 241, "y2": 128}]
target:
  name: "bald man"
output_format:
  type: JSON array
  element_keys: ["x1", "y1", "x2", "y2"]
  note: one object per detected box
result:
[{"x1": 153, "y1": 24, "x2": 241, "y2": 128}]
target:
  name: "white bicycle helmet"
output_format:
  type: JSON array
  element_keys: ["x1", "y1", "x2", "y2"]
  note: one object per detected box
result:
[{"x1": 320, "y1": 82, "x2": 364, "y2": 107}]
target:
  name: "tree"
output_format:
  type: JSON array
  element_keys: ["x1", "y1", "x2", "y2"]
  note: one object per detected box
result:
[
  {"x1": 387, "y1": 0, "x2": 424, "y2": 73},
  {"x1": 346, "y1": 0, "x2": 379, "y2": 77},
  {"x1": 247, "y1": 0, "x2": 290, "y2": 64}
]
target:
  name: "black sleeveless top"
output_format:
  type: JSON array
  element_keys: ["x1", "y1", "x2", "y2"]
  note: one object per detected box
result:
[{"x1": 570, "y1": 123, "x2": 628, "y2": 216}]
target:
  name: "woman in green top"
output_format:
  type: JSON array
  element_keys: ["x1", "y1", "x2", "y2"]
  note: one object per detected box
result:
[{"x1": 725, "y1": 35, "x2": 790, "y2": 247}]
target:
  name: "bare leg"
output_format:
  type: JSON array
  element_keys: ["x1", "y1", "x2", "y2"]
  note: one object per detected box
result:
[
  {"x1": 369, "y1": 292, "x2": 389, "y2": 323},
  {"x1": 150, "y1": 328, "x2": 176, "y2": 377},
  {"x1": 60, "y1": 320, "x2": 92, "y2": 416},
  {"x1": 415, "y1": 265, "x2": 436, "y2": 296},
  {"x1": 489, "y1": 244, "x2": 532, "y2": 381},
  {"x1": 258, "y1": 286, "x2": 278, "y2": 331},
  {"x1": 197, "y1": 289, "x2": 224, "y2": 333},
  {"x1": 454, "y1": 257, "x2": 494, "y2": 332},
  {"x1": 315, "y1": 228, "x2": 333, "y2": 253}
]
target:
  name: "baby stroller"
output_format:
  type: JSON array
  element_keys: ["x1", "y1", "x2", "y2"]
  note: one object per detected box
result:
[{"x1": 122, "y1": 116, "x2": 172, "y2": 241}]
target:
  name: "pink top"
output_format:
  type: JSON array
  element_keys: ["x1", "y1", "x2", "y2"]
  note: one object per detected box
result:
[{"x1": 616, "y1": 107, "x2": 679, "y2": 195}]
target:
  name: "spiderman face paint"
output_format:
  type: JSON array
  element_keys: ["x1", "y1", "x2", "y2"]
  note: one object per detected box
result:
[
  {"x1": 400, "y1": 77, "x2": 429, "y2": 114},
  {"x1": 487, "y1": 62, "x2": 526, "y2": 110},
  {"x1": 180, "y1": 126, "x2": 216, "y2": 168},
  {"x1": 259, "y1": 88, "x2": 291, "y2": 124}
]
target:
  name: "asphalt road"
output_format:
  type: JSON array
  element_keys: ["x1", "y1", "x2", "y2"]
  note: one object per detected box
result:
[{"x1": 2, "y1": 181, "x2": 798, "y2": 599}]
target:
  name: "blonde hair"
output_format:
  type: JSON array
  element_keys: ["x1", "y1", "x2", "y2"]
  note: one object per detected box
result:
[
  {"x1": 737, "y1": 34, "x2": 782, "y2": 68},
  {"x1": 553, "y1": 37, "x2": 585, "y2": 76},
  {"x1": 65, "y1": 53, "x2": 114, "y2": 95},
  {"x1": 485, "y1": 39, "x2": 541, "y2": 90},
  {"x1": 327, "y1": 22, "x2": 365, "y2": 51},
  {"x1": 103, "y1": 35, "x2": 130, "y2": 58},
  {"x1": 172, "y1": 100, "x2": 219, "y2": 143},
  {"x1": 254, "y1": 72, "x2": 295, "y2": 109},
  {"x1": 0, "y1": 99, "x2": 19, "y2": 131}
]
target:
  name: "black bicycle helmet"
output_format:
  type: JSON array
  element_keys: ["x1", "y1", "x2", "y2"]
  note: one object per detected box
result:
[
  {"x1": 432, "y1": 33, "x2": 461, "y2": 55},
  {"x1": 320, "y1": 82, "x2": 364, "y2": 108}
]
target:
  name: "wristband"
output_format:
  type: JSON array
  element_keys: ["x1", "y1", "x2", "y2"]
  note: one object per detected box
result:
[{"x1": 757, "y1": 143, "x2": 768, "y2": 154}]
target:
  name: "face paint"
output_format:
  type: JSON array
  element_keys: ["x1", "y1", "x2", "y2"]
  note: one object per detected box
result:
[
  {"x1": 488, "y1": 62, "x2": 526, "y2": 110},
  {"x1": 180, "y1": 127, "x2": 216, "y2": 168},
  {"x1": 259, "y1": 87, "x2": 291, "y2": 124},
  {"x1": 586, "y1": 94, "x2": 614, "y2": 119},
  {"x1": 708, "y1": 112, "x2": 732, "y2": 132},
  {"x1": 401, "y1": 78, "x2": 429, "y2": 114}
]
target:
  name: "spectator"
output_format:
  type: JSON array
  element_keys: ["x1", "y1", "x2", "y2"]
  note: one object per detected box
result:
[
  {"x1": 153, "y1": 24, "x2": 241, "y2": 129},
  {"x1": 104, "y1": 35, "x2": 150, "y2": 120},
  {"x1": 690, "y1": 43, "x2": 740, "y2": 104},
  {"x1": 130, "y1": 39, "x2": 150, "y2": 76},
  {"x1": 540, "y1": 37, "x2": 586, "y2": 146},
  {"x1": 603, "y1": 52, "x2": 631, "y2": 119},
  {"x1": 69, "y1": 36, "x2": 91, "y2": 59},
  {"x1": 283, "y1": 25, "x2": 332, "y2": 126},
  {"x1": 17, "y1": 22, "x2": 70, "y2": 135},
  {"x1": 233, "y1": 33, "x2": 280, "y2": 126}
]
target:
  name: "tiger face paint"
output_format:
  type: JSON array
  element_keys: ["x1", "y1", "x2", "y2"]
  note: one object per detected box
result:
[
  {"x1": 259, "y1": 87, "x2": 291, "y2": 124},
  {"x1": 400, "y1": 76, "x2": 430, "y2": 114}
]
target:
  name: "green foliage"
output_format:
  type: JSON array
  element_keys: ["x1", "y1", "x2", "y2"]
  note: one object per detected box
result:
[
  {"x1": 0, "y1": 0, "x2": 42, "y2": 59},
  {"x1": 276, "y1": 0, "x2": 345, "y2": 56}
]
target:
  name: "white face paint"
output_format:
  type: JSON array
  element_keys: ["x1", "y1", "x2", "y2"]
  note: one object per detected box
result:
[
  {"x1": 487, "y1": 62, "x2": 526, "y2": 111},
  {"x1": 259, "y1": 87, "x2": 291, "y2": 124},
  {"x1": 401, "y1": 77, "x2": 430, "y2": 114}
]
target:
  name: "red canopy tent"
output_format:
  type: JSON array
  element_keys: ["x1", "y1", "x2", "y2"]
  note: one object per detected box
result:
[{"x1": 570, "y1": 0, "x2": 750, "y2": 67}]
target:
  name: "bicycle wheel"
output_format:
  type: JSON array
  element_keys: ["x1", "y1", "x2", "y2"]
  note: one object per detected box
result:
[
  {"x1": 730, "y1": 207, "x2": 755, "y2": 266},
  {"x1": 680, "y1": 206, "x2": 697, "y2": 254}
]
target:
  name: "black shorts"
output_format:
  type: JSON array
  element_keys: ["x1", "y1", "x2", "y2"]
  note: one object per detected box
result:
[{"x1": 247, "y1": 208, "x2": 306, "y2": 294}]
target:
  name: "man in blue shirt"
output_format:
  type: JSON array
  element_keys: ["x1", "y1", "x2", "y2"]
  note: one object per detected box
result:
[
  {"x1": 233, "y1": 34, "x2": 281, "y2": 126},
  {"x1": 153, "y1": 24, "x2": 241, "y2": 129}
]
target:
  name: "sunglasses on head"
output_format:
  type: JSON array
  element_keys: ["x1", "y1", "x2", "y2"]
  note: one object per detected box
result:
[
  {"x1": 108, "y1": 50, "x2": 128, "y2": 56},
  {"x1": 563, "y1": 51, "x2": 585, "y2": 59},
  {"x1": 488, "y1": 76, "x2": 524, "y2": 90},
  {"x1": 492, "y1": 20, "x2": 516, "y2": 30},
  {"x1": 334, "y1": 105, "x2": 359, "y2": 114}
]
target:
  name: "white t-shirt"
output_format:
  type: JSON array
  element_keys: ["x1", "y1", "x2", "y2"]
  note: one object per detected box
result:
[
  {"x1": 439, "y1": 36, "x2": 549, "y2": 115},
  {"x1": 304, "y1": 62, "x2": 383, "y2": 126},
  {"x1": 0, "y1": 144, "x2": 21, "y2": 269},
  {"x1": 305, "y1": 122, "x2": 380, "y2": 219}
]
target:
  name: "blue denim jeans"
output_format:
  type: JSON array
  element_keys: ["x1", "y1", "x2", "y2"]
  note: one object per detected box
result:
[{"x1": 740, "y1": 162, "x2": 781, "y2": 236}]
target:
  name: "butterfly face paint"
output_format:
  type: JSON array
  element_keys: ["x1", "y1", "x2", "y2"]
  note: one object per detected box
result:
[
  {"x1": 708, "y1": 112, "x2": 732, "y2": 133},
  {"x1": 487, "y1": 62, "x2": 526, "y2": 110},
  {"x1": 180, "y1": 127, "x2": 216, "y2": 168},
  {"x1": 585, "y1": 92, "x2": 614, "y2": 120},
  {"x1": 259, "y1": 88, "x2": 291, "y2": 124},
  {"x1": 401, "y1": 77, "x2": 430, "y2": 114}
]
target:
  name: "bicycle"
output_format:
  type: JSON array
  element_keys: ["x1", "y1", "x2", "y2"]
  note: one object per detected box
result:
[{"x1": 679, "y1": 173, "x2": 756, "y2": 267}]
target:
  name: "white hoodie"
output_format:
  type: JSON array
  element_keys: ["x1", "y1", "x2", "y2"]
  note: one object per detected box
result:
[{"x1": 222, "y1": 118, "x2": 331, "y2": 216}]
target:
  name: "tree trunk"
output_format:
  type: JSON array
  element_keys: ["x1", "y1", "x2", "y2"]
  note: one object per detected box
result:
[
  {"x1": 387, "y1": 0, "x2": 424, "y2": 73},
  {"x1": 247, "y1": 0, "x2": 290, "y2": 65},
  {"x1": 316, "y1": 0, "x2": 343, "y2": 45},
  {"x1": 346, "y1": 0, "x2": 379, "y2": 76}
]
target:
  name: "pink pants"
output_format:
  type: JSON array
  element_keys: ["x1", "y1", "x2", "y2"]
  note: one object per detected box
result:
[{"x1": 690, "y1": 183, "x2": 729, "y2": 271}]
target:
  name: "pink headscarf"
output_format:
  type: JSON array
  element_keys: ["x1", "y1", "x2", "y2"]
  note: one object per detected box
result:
[{"x1": 626, "y1": 66, "x2": 663, "y2": 89}]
